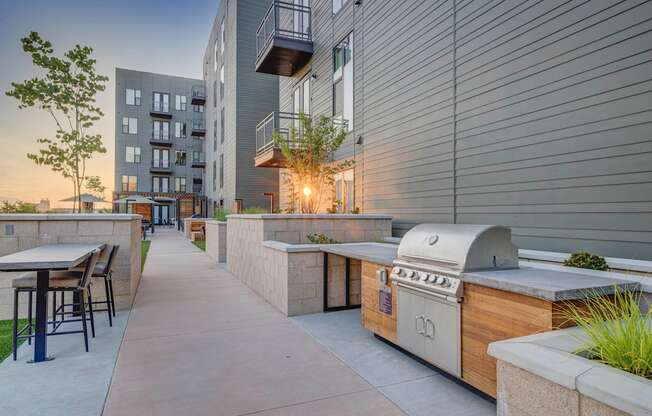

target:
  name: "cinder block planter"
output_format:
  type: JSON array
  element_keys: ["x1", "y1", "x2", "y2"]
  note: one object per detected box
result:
[
  {"x1": 205, "y1": 220, "x2": 227, "y2": 263},
  {"x1": 488, "y1": 327, "x2": 652, "y2": 416}
]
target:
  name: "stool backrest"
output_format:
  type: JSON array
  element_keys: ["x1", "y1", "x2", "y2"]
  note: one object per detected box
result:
[
  {"x1": 78, "y1": 250, "x2": 101, "y2": 289},
  {"x1": 102, "y1": 245, "x2": 120, "y2": 276}
]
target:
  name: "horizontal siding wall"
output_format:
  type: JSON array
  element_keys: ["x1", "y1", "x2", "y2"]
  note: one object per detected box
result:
[{"x1": 275, "y1": 0, "x2": 652, "y2": 259}]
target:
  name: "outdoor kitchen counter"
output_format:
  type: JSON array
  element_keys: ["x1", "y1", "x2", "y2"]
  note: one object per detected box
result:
[
  {"x1": 321, "y1": 243, "x2": 639, "y2": 301},
  {"x1": 462, "y1": 265, "x2": 639, "y2": 301},
  {"x1": 320, "y1": 243, "x2": 397, "y2": 267}
]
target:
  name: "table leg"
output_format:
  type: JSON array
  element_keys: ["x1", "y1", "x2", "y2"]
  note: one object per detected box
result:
[{"x1": 30, "y1": 270, "x2": 53, "y2": 363}]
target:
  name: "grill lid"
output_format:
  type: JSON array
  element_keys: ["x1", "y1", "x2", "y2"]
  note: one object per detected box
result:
[{"x1": 396, "y1": 223, "x2": 518, "y2": 272}]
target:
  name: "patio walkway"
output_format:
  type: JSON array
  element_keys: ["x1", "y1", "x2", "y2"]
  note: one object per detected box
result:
[{"x1": 103, "y1": 229, "x2": 404, "y2": 416}]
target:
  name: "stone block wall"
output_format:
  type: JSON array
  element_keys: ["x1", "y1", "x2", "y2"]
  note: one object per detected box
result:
[
  {"x1": 205, "y1": 221, "x2": 227, "y2": 263},
  {"x1": 497, "y1": 361, "x2": 627, "y2": 416},
  {"x1": 0, "y1": 214, "x2": 142, "y2": 319},
  {"x1": 227, "y1": 214, "x2": 391, "y2": 316}
]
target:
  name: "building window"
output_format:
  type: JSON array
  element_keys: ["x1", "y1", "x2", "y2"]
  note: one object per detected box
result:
[
  {"x1": 122, "y1": 117, "x2": 137, "y2": 134},
  {"x1": 121, "y1": 175, "x2": 137, "y2": 192},
  {"x1": 175, "y1": 151, "x2": 187, "y2": 166},
  {"x1": 334, "y1": 169, "x2": 354, "y2": 212},
  {"x1": 152, "y1": 176, "x2": 169, "y2": 193},
  {"x1": 333, "y1": 0, "x2": 349, "y2": 14},
  {"x1": 126, "y1": 89, "x2": 141, "y2": 106},
  {"x1": 293, "y1": 76, "x2": 311, "y2": 115},
  {"x1": 125, "y1": 146, "x2": 141, "y2": 163},
  {"x1": 152, "y1": 148, "x2": 170, "y2": 168},
  {"x1": 192, "y1": 151, "x2": 204, "y2": 164},
  {"x1": 193, "y1": 104, "x2": 204, "y2": 113},
  {"x1": 219, "y1": 154, "x2": 224, "y2": 189},
  {"x1": 333, "y1": 33, "x2": 353, "y2": 132},
  {"x1": 174, "y1": 122, "x2": 186, "y2": 138},
  {"x1": 220, "y1": 108, "x2": 225, "y2": 143},
  {"x1": 175, "y1": 177, "x2": 186, "y2": 193},
  {"x1": 175, "y1": 94, "x2": 187, "y2": 111},
  {"x1": 153, "y1": 92, "x2": 170, "y2": 112},
  {"x1": 213, "y1": 80, "x2": 217, "y2": 108},
  {"x1": 213, "y1": 119, "x2": 218, "y2": 151},
  {"x1": 220, "y1": 18, "x2": 225, "y2": 54},
  {"x1": 214, "y1": 39, "x2": 218, "y2": 72},
  {"x1": 219, "y1": 65, "x2": 224, "y2": 99},
  {"x1": 212, "y1": 160, "x2": 217, "y2": 192},
  {"x1": 153, "y1": 121, "x2": 170, "y2": 140}
]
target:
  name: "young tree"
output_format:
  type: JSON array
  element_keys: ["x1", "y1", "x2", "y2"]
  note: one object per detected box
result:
[
  {"x1": 272, "y1": 113, "x2": 353, "y2": 213},
  {"x1": 85, "y1": 175, "x2": 106, "y2": 200},
  {"x1": 0, "y1": 201, "x2": 38, "y2": 213},
  {"x1": 6, "y1": 32, "x2": 108, "y2": 213}
]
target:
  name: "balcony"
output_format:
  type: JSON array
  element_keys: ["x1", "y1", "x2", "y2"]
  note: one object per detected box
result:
[
  {"x1": 150, "y1": 136, "x2": 173, "y2": 147},
  {"x1": 150, "y1": 104, "x2": 172, "y2": 119},
  {"x1": 191, "y1": 85, "x2": 206, "y2": 105},
  {"x1": 150, "y1": 161, "x2": 172, "y2": 174},
  {"x1": 254, "y1": 112, "x2": 299, "y2": 168},
  {"x1": 191, "y1": 121, "x2": 206, "y2": 137},
  {"x1": 255, "y1": 1, "x2": 313, "y2": 76}
]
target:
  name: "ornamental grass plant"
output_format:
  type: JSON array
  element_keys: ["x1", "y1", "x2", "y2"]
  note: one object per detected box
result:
[{"x1": 560, "y1": 288, "x2": 652, "y2": 379}]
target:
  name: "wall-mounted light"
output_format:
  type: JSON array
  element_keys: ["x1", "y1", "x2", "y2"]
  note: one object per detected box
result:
[
  {"x1": 303, "y1": 186, "x2": 312, "y2": 197},
  {"x1": 356, "y1": 135, "x2": 363, "y2": 145},
  {"x1": 354, "y1": 0, "x2": 362, "y2": 5},
  {"x1": 311, "y1": 73, "x2": 318, "y2": 80}
]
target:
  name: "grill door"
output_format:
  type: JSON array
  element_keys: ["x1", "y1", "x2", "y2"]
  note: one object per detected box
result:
[
  {"x1": 423, "y1": 296, "x2": 461, "y2": 377},
  {"x1": 397, "y1": 288, "x2": 425, "y2": 357}
]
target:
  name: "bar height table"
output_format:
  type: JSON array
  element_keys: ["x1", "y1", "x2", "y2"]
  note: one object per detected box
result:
[{"x1": 0, "y1": 243, "x2": 105, "y2": 363}]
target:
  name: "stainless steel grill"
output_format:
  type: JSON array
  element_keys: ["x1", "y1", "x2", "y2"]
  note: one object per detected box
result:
[{"x1": 391, "y1": 223, "x2": 519, "y2": 378}]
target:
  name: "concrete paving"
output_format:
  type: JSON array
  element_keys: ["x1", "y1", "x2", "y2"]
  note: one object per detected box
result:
[
  {"x1": 0, "y1": 310, "x2": 129, "y2": 416},
  {"x1": 103, "y1": 229, "x2": 404, "y2": 416},
  {"x1": 293, "y1": 309, "x2": 496, "y2": 416}
]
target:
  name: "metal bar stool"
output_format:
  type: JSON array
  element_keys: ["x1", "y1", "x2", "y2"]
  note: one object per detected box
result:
[
  {"x1": 11, "y1": 250, "x2": 101, "y2": 360},
  {"x1": 88, "y1": 245, "x2": 119, "y2": 326}
]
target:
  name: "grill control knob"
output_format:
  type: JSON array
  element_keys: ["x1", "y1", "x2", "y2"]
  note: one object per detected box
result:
[
  {"x1": 428, "y1": 275, "x2": 437, "y2": 283},
  {"x1": 395, "y1": 268, "x2": 404, "y2": 277},
  {"x1": 407, "y1": 270, "x2": 415, "y2": 279},
  {"x1": 435, "y1": 276, "x2": 445, "y2": 285},
  {"x1": 440, "y1": 277, "x2": 449, "y2": 287},
  {"x1": 421, "y1": 273, "x2": 429, "y2": 281}
]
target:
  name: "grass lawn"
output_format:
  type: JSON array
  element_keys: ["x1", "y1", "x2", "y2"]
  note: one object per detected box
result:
[
  {"x1": 192, "y1": 240, "x2": 206, "y2": 251},
  {"x1": 0, "y1": 319, "x2": 27, "y2": 362},
  {"x1": 141, "y1": 240, "x2": 151, "y2": 272}
]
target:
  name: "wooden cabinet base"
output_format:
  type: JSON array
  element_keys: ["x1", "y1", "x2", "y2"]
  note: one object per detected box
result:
[
  {"x1": 361, "y1": 262, "x2": 396, "y2": 343},
  {"x1": 461, "y1": 283, "x2": 582, "y2": 398}
]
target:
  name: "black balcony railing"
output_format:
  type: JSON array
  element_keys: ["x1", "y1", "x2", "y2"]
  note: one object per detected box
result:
[
  {"x1": 255, "y1": 1, "x2": 313, "y2": 76},
  {"x1": 191, "y1": 85, "x2": 206, "y2": 105},
  {"x1": 191, "y1": 121, "x2": 206, "y2": 137},
  {"x1": 256, "y1": 112, "x2": 301, "y2": 155}
]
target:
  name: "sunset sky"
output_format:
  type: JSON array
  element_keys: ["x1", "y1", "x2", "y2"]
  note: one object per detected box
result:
[{"x1": 0, "y1": 0, "x2": 217, "y2": 207}]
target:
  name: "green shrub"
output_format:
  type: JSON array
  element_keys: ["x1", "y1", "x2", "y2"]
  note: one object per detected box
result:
[
  {"x1": 307, "y1": 233, "x2": 339, "y2": 244},
  {"x1": 214, "y1": 207, "x2": 229, "y2": 221},
  {"x1": 564, "y1": 252, "x2": 609, "y2": 271},
  {"x1": 242, "y1": 206, "x2": 267, "y2": 214},
  {"x1": 560, "y1": 289, "x2": 652, "y2": 379}
]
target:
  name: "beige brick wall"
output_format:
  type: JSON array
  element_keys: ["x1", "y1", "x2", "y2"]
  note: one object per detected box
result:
[
  {"x1": 226, "y1": 214, "x2": 391, "y2": 316},
  {"x1": 205, "y1": 221, "x2": 227, "y2": 263},
  {"x1": 0, "y1": 215, "x2": 142, "y2": 320},
  {"x1": 496, "y1": 361, "x2": 627, "y2": 416}
]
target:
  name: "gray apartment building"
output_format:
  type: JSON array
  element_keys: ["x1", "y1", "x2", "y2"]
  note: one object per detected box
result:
[
  {"x1": 114, "y1": 68, "x2": 207, "y2": 224},
  {"x1": 203, "y1": 0, "x2": 279, "y2": 214},
  {"x1": 253, "y1": 0, "x2": 652, "y2": 260}
]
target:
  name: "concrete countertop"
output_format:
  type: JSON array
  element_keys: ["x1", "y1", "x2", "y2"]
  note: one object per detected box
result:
[
  {"x1": 463, "y1": 266, "x2": 640, "y2": 301},
  {"x1": 322, "y1": 243, "x2": 640, "y2": 301},
  {"x1": 320, "y1": 243, "x2": 398, "y2": 267}
]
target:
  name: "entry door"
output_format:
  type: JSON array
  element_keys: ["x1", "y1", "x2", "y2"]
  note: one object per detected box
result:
[
  {"x1": 161, "y1": 206, "x2": 169, "y2": 225},
  {"x1": 153, "y1": 206, "x2": 160, "y2": 224}
]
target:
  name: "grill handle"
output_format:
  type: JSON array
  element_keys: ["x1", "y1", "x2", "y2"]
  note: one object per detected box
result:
[{"x1": 425, "y1": 318, "x2": 435, "y2": 339}]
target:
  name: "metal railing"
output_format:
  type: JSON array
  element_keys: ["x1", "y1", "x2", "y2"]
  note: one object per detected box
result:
[
  {"x1": 191, "y1": 85, "x2": 206, "y2": 99},
  {"x1": 256, "y1": 112, "x2": 301, "y2": 155},
  {"x1": 192, "y1": 121, "x2": 205, "y2": 130},
  {"x1": 256, "y1": 1, "x2": 312, "y2": 59},
  {"x1": 192, "y1": 153, "x2": 205, "y2": 164},
  {"x1": 255, "y1": 111, "x2": 349, "y2": 155},
  {"x1": 152, "y1": 160, "x2": 170, "y2": 169}
]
